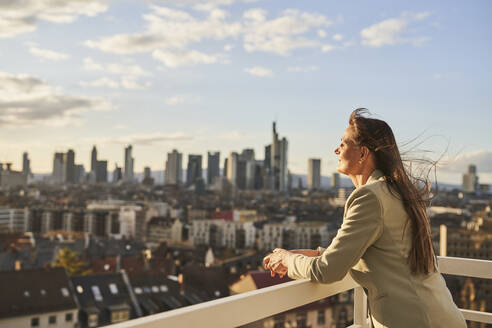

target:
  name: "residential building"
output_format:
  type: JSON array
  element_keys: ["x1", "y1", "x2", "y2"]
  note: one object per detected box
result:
[{"x1": 0, "y1": 268, "x2": 78, "y2": 328}]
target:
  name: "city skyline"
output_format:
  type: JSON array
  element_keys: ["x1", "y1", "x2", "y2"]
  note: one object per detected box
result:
[{"x1": 0, "y1": 1, "x2": 491, "y2": 184}]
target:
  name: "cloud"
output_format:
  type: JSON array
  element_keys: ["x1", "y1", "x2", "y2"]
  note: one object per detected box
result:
[
  {"x1": 333, "y1": 33, "x2": 343, "y2": 41},
  {"x1": 83, "y1": 57, "x2": 150, "y2": 76},
  {"x1": 28, "y1": 46, "x2": 70, "y2": 61},
  {"x1": 361, "y1": 12, "x2": 430, "y2": 47},
  {"x1": 318, "y1": 30, "x2": 327, "y2": 38},
  {"x1": 86, "y1": 132, "x2": 194, "y2": 146},
  {"x1": 165, "y1": 96, "x2": 186, "y2": 105},
  {"x1": 244, "y1": 66, "x2": 274, "y2": 77},
  {"x1": 287, "y1": 66, "x2": 319, "y2": 73},
  {"x1": 80, "y1": 76, "x2": 151, "y2": 90},
  {"x1": 0, "y1": 71, "x2": 112, "y2": 127},
  {"x1": 0, "y1": 0, "x2": 107, "y2": 38},
  {"x1": 85, "y1": 5, "x2": 242, "y2": 54},
  {"x1": 242, "y1": 8, "x2": 333, "y2": 55},
  {"x1": 81, "y1": 58, "x2": 151, "y2": 89},
  {"x1": 152, "y1": 49, "x2": 224, "y2": 68},
  {"x1": 440, "y1": 151, "x2": 492, "y2": 174}
]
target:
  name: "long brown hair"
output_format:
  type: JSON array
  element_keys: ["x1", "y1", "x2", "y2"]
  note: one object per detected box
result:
[{"x1": 349, "y1": 108, "x2": 436, "y2": 275}]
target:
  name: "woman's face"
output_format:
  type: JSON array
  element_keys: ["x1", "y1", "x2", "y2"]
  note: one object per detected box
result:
[{"x1": 334, "y1": 127, "x2": 362, "y2": 176}]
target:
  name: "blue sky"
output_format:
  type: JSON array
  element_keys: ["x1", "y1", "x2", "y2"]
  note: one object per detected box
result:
[{"x1": 0, "y1": 0, "x2": 491, "y2": 184}]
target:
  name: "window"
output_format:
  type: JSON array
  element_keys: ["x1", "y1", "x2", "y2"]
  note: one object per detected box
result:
[
  {"x1": 296, "y1": 312, "x2": 307, "y2": 328},
  {"x1": 109, "y1": 283, "x2": 118, "y2": 294},
  {"x1": 160, "y1": 285, "x2": 168, "y2": 292},
  {"x1": 76, "y1": 285, "x2": 84, "y2": 294},
  {"x1": 61, "y1": 287, "x2": 70, "y2": 297},
  {"x1": 66, "y1": 313, "x2": 73, "y2": 322},
  {"x1": 152, "y1": 286, "x2": 159, "y2": 293},
  {"x1": 31, "y1": 318, "x2": 39, "y2": 327},
  {"x1": 134, "y1": 287, "x2": 142, "y2": 294},
  {"x1": 91, "y1": 286, "x2": 103, "y2": 301},
  {"x1": 111, "y1": 310, "x2": 130, "y2": 323},
  {"x1": 317, "y1": 309, "x2": 325, "y2": 325},
  {"x1": 49, "y1": 315, "x2": 56, "y2": 325},
  {"x1": 40, "y1": 289, "x2": 47, "y2": 296},
  {"x1": 24, "y1": 290, "x2": 30, "y2": 297},
  {"x1": 88, "y1": 314, "x2": 98, "y2": 328}
]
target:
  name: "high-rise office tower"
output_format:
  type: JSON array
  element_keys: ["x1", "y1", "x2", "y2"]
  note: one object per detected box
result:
[
  {"x1": 240, "y1": 149, "x2": 255, "y2": 190},
  {"x1": 75, "y1": 165, "x2": 85, "y2": 184},
  {"x1": 186, "y1": 154, "x2": 202, "y2": 186},
  {"x1": 113, "y1": 164, "x2": 122, "y2": 183},
  {"x1": 96, "y1": 160, "x2": 107, "y2": 183},
  {"x1": 207, "y1": 151, "x2": 220, "y2": 185},
  {"x1": 227, "y1": 152, "x2": 238, "y2": 186},
  {"x1": 165, "y1": 149, "x2": 182, "y2": 185},
  {"x1": 462, "y1": 164, "x2": 478, "y2": 193},
  {"x1": 65, "y1": 149, "x2": 76, "y2": 184},
  {"x1": 52, "y1": 152, "x2": 65, "y2": 184},
  {"x1": 144, "y1": 167, "x2": 151, "y2": 179},
  {"x1": 124, "y1": 145, "x2": 134, "y2": 183},
  {"x1": 22, "y1": 152, "x2": 30, "y2": 176},
  {"x1": 223, "y1": 158, "x2": 228, "y2": 178},
  {"x1": 307, "y1": 158, "x2": 321, "y2": 190},
  {"x1": 331, "y1": 172, "x2": 340, "y2": 189},
  {"x1": 268, "y1": 122, "x2": 288, "y2": 192},
  {"x1": 91, "y1": 146, "x2": 97, "y2": 173}
]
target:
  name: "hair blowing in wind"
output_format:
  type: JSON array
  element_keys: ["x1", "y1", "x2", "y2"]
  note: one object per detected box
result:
[{"x1": 349, "y1": 108, "x2": 436, "y2": 275}]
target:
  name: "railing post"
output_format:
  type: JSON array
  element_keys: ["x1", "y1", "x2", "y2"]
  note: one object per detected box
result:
[{"x1": 353, "y1": 286, "x2": 369, "y2": 328}]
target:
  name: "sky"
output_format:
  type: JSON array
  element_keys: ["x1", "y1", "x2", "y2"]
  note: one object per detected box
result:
[{"x1": 0, "y1": 0, "x2": 491, "y2": 184}]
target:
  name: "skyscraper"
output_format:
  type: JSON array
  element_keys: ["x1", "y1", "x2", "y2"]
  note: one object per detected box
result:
[
  {"x1": 96, "y1": 160, "x2": 108, "y2": 183},
  {"x1": 113, "y1": 164, "x2": 122, "y2": 183},
  {"x1": 65, "y1": 149, "x2": 76, "y2": 184},
  {"x1": 331, "y1": 172, "x2": 340, "y2": 189},
  {"x1": 52, "y1": 153, "x2": 65, "y2": 184},
  {"x1": 124, "y1": 145, "x2": 134, "y2": 183},
  {"x1": 269, "y1": 122, "x2": 288, "y2": 192},
  {"x1": 91, "y1": 146, "x2": 97, "y2": 173},
  {"x1": 207, "y1": 151, "x2": 220, "y2": 185},
  {"x1": 22, "y1": 152, "x2": 30, "y2": 176},
  {"x1": 186, "y1": 154, "x2": 202, "y2": 186},
  {"x1": 165, "y1": 149, "x2": 182, "y2": 185},
  {"x1": 462, "y1": 164, "x2": 478, "y2": 193},
  {"x1": 307, "y1": 158, "x2": 321, "y2": 190},
  {"x1": 227, "y1": 152, "x2": 238, "y2": 186}
]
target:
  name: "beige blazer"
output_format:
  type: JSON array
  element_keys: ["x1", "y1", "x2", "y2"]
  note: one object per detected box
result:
[{"x1": 287, "y1": 170, "x2": 466, "y2": 328}]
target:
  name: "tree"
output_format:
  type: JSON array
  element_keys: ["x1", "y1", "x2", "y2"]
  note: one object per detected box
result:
[{"x1": 51, "y1": 247, "x2": 92, "y2": 276}]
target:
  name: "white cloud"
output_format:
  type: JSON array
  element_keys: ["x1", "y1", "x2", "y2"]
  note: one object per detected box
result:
[
  {"x1": 321, "y1": 44, "x2": 335, "y2": 52},
  {"x1": 244, "y1": 66, "x2": 274, "y2": 77},
  {"x1": 83, "y1": 57, "x2": 149, "y2": 76},
  {"x1": 29, "y1": 46, "x2": 70, "y2": 61},
  {"x1": 318, "y1": 30, "x2": 327, "y2": 38},
  {"x1": 333, "y1": 33, "x2": 344, "y2": 41},
  {"x1": 0, "y1": 71, "x2": 112, "y2": 127},
  {"x1": 80, "y1": 76, "x2": 151, "y2": 90},
  {"x1": 243, "y1": 8, "x2": 333, "y2": 55},
  {"x1": 86, "y1": 132, "x2": 194, "y2": 146},
  {"x1": 165, "y1": 96, "x2": 186, "y2": 105},
  {"x1": 80, "y1": 77, "x2": 120, "y2": 89},
  {"x1": 361, "y1": 12, "x2": 430, "y2": 47},
  {"x1": 439, "y1": 151, "x2": 492, "y2": 174},
  {"x1": 152, "y1": 49, "x2": 224, "y2": 68},
  {"x1": 224, "y1": 44, "x2": 234, "y2": 51},
  {"x1": 121, "y1": 77, "x2": 151, "y2": 90},
  {"x1": 287, "y1": 66, "x2": 319, "y2": 73},
  {"x1": 85, "y1": 5, "x2": 242, "y2": 54},
  {"x1": 0, "y1": 0, "x2": 108, "y2": 38}
]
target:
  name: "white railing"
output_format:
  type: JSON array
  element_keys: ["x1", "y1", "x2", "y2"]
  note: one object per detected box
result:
[{"x1": 108, "y1": 256, "x2": 492, "y2": 328}]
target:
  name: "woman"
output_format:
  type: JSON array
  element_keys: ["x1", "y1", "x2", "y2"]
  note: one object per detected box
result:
[{"x1": 263, "y1": 109, "x2": 466, "y2": 328}]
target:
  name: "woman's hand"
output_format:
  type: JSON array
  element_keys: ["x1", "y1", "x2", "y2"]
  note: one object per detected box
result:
[{"x1": 263, "y1": 248, "x2": 292, "y2": 278}]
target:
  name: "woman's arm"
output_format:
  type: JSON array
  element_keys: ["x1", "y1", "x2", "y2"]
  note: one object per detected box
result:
[
  {"x1": 290, "y1": 249, "x2": 319, "y2": 257},
  {"x1": 287, "y1": 187, "x2": 383, "y2": 283}
]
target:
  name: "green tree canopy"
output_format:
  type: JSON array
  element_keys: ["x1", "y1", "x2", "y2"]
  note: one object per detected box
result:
[{"x1": 51, "y1": 247, "x2": 92, "y2": 276}]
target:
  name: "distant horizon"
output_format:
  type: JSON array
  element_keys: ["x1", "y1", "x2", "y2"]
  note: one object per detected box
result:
[{"x1": 1, "y1": 1, "x2": 491, "y2": 185}]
